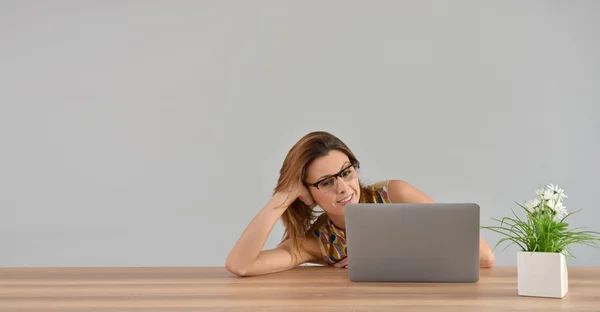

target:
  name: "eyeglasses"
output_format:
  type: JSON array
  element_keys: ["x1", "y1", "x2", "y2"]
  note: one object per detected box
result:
[{"x1": 306, "y1": 161, "x2": 360, "y2": 194}]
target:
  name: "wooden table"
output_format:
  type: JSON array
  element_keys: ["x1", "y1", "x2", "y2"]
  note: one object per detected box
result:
[{"x1": 1, "y1": 266, "x2": 598, "y2": 311}]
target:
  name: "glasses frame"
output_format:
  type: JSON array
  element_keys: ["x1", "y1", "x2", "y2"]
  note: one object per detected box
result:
[{"x1": 305, "y1": 161, "x2": 360, "y2": 192}]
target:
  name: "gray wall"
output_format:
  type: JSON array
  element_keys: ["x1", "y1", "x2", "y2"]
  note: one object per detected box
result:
[{"x1": 2, "y1": 1, "x2": 599, "y2": 267}]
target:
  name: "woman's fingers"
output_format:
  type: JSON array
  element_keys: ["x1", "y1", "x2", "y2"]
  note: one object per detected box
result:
[
  {"x1": 298, "y1": 193, "x2": 315, "y2": 206},
  {"x1": 334, "y1": 257, "x2": 348, "y2": 268}
]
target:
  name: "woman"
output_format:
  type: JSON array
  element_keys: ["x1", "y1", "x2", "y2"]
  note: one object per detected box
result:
[{"x1": 226, "y1": 131, "x2": 495, "y2": 277}]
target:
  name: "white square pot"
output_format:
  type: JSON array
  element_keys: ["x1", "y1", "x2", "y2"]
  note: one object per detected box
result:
[{"x1": 517, "y1": 251, "x2": 568, "y2": 298}]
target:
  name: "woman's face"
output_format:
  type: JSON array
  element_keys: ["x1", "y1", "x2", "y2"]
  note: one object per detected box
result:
[{"x1": 304, "y1": 150, "x2": 361, "y2": 216}]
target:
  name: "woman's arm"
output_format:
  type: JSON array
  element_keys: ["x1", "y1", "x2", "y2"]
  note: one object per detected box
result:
[
  {"x1": 225, "y1": 192, "x2": 322, "y2": 277},
  {"x1": 386, "y1": 180, "x2": 495, "y2": 268}
]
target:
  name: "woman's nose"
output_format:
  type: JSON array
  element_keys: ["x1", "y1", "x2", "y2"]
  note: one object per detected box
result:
[{"x1": 335, "y1": 177, "x2": 349, "y2": 193}]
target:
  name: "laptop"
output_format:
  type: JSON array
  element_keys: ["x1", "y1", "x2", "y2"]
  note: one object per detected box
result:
[{"x1": 344, "y1": 203, "x2": 480, "y2": 283}]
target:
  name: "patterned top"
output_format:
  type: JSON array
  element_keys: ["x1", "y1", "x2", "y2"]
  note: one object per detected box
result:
[{"x1": 312, "y1": 180, "x2": 392, "y2": 265}]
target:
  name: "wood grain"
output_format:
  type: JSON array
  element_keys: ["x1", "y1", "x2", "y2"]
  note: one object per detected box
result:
[{"x1": 0, "y1": 266, "x2": 599, "y2": 311}]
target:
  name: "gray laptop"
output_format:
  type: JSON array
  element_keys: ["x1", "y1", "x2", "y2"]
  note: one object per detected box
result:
[{"x1": 344, "y1": 203, "x2": 480, "y2": 283}]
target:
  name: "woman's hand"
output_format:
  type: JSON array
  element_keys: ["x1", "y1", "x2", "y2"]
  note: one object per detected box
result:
[
  {"x1": 334, "y1": 256, "x2": 348, "y2": 269},
  {"x1": 277, "y1": 180, "x2": 315, "y2": 208}
]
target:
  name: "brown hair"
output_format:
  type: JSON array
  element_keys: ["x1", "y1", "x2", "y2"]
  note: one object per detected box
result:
[{"x1": 273, "y1": 131, "x2": 376, "y2": 259}]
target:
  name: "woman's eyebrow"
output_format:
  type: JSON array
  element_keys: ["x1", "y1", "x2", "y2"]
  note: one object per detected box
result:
[{"x1": 316, "y1": 161, "x2": 351, "y2": 181}]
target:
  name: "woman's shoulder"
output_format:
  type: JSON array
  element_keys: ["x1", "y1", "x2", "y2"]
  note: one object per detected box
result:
[
  {"x1": 363, "y1": 179, "x2": 434, "y2": 203},
  {"x1": 364, "y1": 180, "x2": 392, "y2": 203},
  {"x1": 365, "y1": 179, "x2": 410, "y2": 190},
  {"x1": 377, "y1": 179, "x2": 435, "y2": 203},
  {"x1": 365, "y1": 180, "x2": 390, "y2": 191}
]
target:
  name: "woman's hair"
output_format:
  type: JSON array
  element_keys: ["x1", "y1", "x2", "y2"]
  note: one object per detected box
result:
[{"x1": 273, "y1": 131, "x2": 376, "y2": 259}]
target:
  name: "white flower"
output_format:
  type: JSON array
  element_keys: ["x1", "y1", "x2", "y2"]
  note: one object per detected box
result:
[
  {"x1": 554, "y1": 204, "x2": 568, "y2": 222},
  {"x1": 547, "y1": 183, "x2": 568, "y2": 198},
  {"x1": 554, "y1": 201, "x2": 565, "y2": 211},
  {"x1": 547, "y1": 183, "x2": 566, "y2": 194},
  {"x1": 545, "y1": 197, "x2": 569, "y2": 222},
  {"x1": 542, "y1": 189, "x2": 557, "y2": 201},
  {"x1": 527, "y1": 183, "x2": 570, "y2": 222},
  {"x1": 524, "y1": 199, "x2": 540, "y2": 212}
]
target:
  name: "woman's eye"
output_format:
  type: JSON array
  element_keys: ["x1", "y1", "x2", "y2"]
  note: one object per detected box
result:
[{"x1": 341, "y1": 169, "x2": 352, "y2": 176}]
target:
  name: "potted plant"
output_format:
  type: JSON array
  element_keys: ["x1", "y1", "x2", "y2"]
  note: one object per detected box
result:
[{"x1": 481, "y1": 184, "x2": 600, "y2": 298}]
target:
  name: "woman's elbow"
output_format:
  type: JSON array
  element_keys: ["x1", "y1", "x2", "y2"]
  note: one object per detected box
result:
[
  {"x1": 226, "y1": 265, "x2": 251, "y2": 277},
  {"x1": 480, "y1": 253, "x2": 495, "y2": 268},
  {"x1": 225, "y1": 257, "x2": 250, "y2": 277}
]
